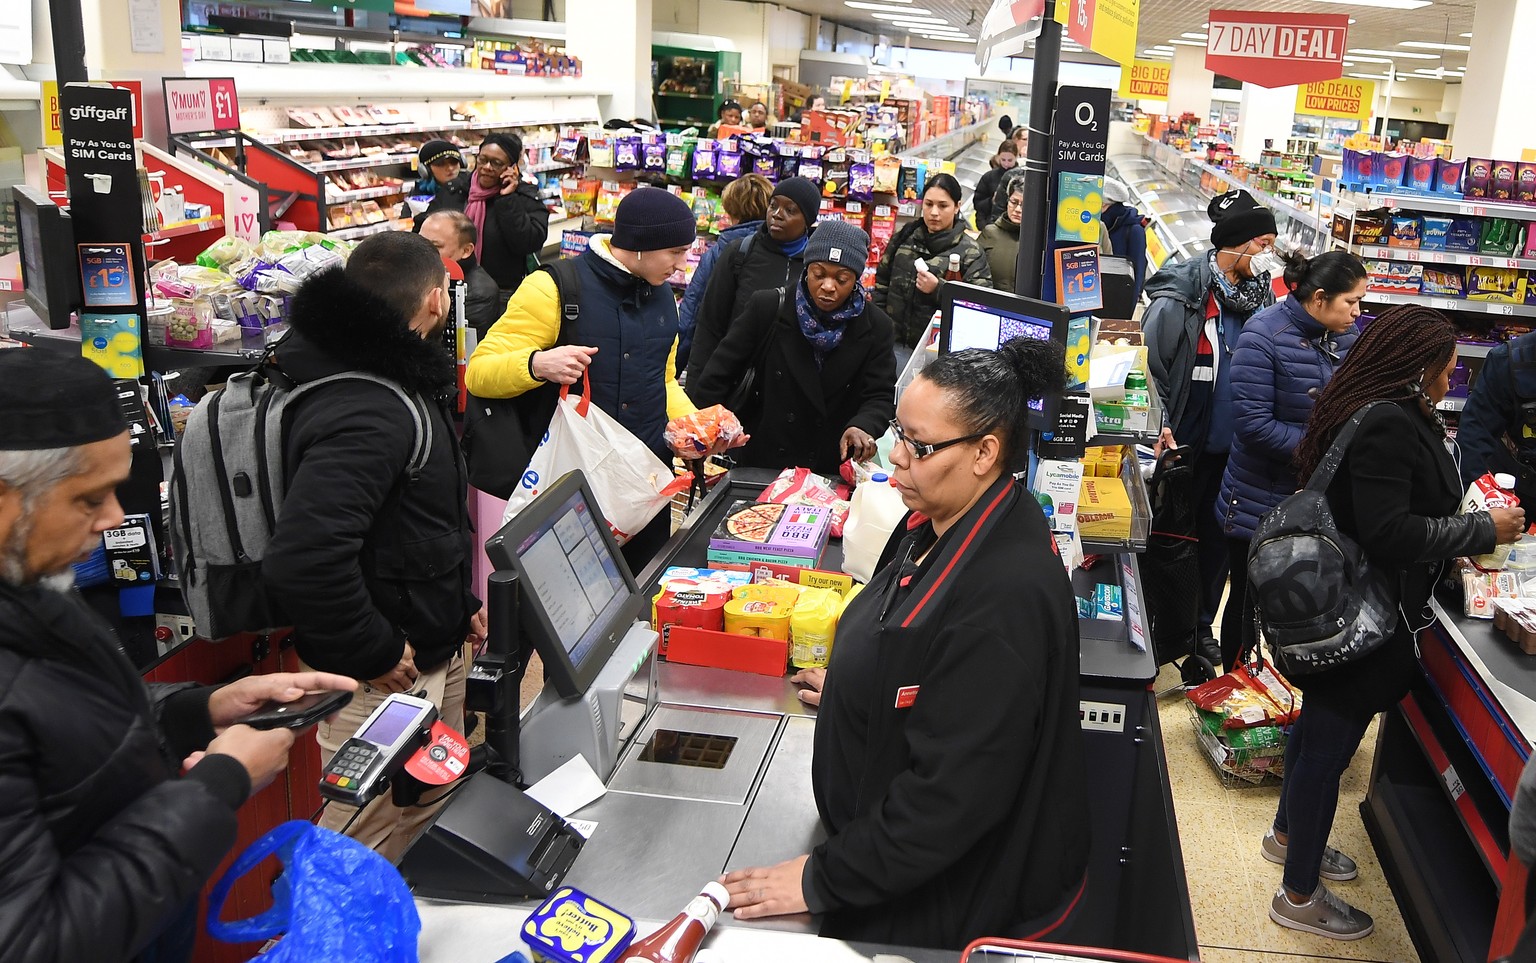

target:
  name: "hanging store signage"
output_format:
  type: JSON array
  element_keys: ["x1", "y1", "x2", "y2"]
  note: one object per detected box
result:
[
  {"x1": 60, "y1": 84, "x2": 148, "y2": 325},
  {"x1": 1118, "y1": 60, "x2": 1171, "y2": 100},
  {"x1": 976, "y1": 0, "x2": 1047, "y2": 70},
  {"x1": 44, "y1": 80, "x2": 143, "y2": 148},
  {"x1": 1205, "y1": 9, "x2": 1349, "y2": 88},
  {"x1": 1042, "y1": 85, "x2": 1111, "y2": 304},
  {"x1": 1295, "y1": 78, "x2": 1375, "y2": 121},
  {"x1": 1054, "y1": 0, "x2": 1139, "y2": 67},
  {"x1": 162, "y1": 77, "x2": 240, "y2": 136}
]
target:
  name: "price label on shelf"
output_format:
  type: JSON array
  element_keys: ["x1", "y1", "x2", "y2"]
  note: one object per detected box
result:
[
  {"x1": 1468, "y1": 255, "x2": 1484, "y2": 267},
  {"x1": 1471, "y1": 205, "x2": 1488, "y2": 217},
  {"x1": 1403, "y1": 250, "x2": 1420, "y2": 262},
  {"x1": 1434, "y1": 298, "x2": 1460, "y2": 311},
  {"x1": 1495, "y1": 304, "x2": 1517, "y2": 316}
]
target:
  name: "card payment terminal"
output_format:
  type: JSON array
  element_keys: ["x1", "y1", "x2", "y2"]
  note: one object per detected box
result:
[{"x1": 320, "y1": 693, "x2": 437, "y2": 806}]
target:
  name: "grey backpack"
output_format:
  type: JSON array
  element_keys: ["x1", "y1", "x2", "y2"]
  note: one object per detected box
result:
[{"x1": 169, "y1": 364, "x2": 432, "y2": 641}]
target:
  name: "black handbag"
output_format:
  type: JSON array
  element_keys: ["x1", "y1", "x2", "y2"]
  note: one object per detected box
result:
[
  {"x1": 723, "y1": 286, "x2": 786, "y2": 415},
  {"x1": 462, "y1": 260, "x2": 582, "y2": 498}
]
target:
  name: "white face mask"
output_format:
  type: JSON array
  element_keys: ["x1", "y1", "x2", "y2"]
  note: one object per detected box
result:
[{"x1": 1249, "y1": 251, "x2": 1284, "y2": 277}]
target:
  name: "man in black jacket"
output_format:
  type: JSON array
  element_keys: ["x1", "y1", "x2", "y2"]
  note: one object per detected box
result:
[
  {"x1": 264, "y1": 232, "x2": 485, "y2": 859},
  {"x1": 0, "y1": 351, "x2": 355, "y2": 963},
  {"x1": 420, "y1": 209, "x2": 502, "y2": 336}
]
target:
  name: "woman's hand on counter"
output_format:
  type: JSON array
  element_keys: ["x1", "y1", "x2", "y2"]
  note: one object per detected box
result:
[
  {"x1": 720, "y1": 855, "x2": 810, "y2": 919},
  {"x1": 790, "y1": 668, "x2": 825, "y2": 707}
]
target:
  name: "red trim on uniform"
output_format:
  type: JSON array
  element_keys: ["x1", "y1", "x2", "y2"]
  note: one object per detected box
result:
[
  {"x1": 900, "y1": 484, "x2": 1012, "y2": 628},
  {"x1": 1020, "y1": 873, "x2": 1088, "y2": 941}
]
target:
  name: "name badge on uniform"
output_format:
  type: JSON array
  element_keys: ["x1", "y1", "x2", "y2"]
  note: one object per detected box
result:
[{"x1": 894, "y1": 685, "x2": 919, "y2": 709}]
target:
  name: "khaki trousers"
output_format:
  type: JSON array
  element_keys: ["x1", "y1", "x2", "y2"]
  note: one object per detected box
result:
[{"x1": 306, "y1": 650, "x2": 467, "y2": 862}]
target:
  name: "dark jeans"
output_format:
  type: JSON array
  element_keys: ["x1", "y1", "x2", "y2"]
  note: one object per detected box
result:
[
  {"x1": 1273, "y1": 698, "x2": 1373, "y2": 895},
  {"x1": 1193, "y1": 452, "x2": 1231, "y2": 639},
  {"x1": 1222, "y1": 536, "x2": 1256, "y2": 670}
]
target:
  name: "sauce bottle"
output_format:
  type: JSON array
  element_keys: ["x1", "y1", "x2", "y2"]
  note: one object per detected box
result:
[
  {"x1": 944, "y1": 252, "x2": 963, "y2": 282},
  {"x1": 616, "y1": 882, "x2": 730, "y2": 962}
]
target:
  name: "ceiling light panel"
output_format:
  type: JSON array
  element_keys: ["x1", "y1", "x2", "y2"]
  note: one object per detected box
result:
[
  {"x1": 844, "y1": 1, "x2": 923, "y2": 10},
  {"x1": 1348, "y1": 48, "x2": 1438, "y2": 59},
  {"x1": 1399, "y1": 41, "x2": 1471, "y2": 50}
]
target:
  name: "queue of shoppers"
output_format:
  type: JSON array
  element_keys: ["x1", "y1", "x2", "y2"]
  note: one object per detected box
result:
[{"x1": 1144, "y1": 188, "x2": 1278, "y2": 667}]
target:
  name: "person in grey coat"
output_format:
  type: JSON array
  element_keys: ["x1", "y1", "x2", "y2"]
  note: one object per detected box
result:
[
  {"x1": 1142, "y1": 189, "x2": 1277, "y2": 661},
  {"x1": 977, "y1": 177, "x2": 1023, "y2": 295}
]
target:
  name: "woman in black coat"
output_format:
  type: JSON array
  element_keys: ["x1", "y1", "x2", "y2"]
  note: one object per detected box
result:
[
  {"x1": 971, "y1": 143, "x2": 1018, "y2": 227},
  {"x1": 463, "y1": 132, "x2": 551, "y2": 312},
  {"x1": 1266, "y1": 305, "x2": 1523, "y2": 942},
  {"x1": 689, "y1": 221, "x2": 895, "y2": 476},
  {"x1": 683, "y1": 176, "x2": 820, "y2": 386},
  {"x1": 719, "y1": 336, "x2": 1091, "y2": 950}
]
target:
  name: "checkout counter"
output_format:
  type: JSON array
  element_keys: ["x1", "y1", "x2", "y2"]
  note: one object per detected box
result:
[
  {"x1": 412, "y1": 468, "x2": 1199, "y2": 962},
  {"x1": 1363, "y1": 593, "x2": 1536, "y2": 962}
]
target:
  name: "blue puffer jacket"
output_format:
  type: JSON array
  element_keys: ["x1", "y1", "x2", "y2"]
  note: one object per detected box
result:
[
  {"x1": 677, "y1": 219, "x2": 762, "y2": 372},
  {"x1": 1217, "y1": 295, "x2": 1358, "y2": 540}
]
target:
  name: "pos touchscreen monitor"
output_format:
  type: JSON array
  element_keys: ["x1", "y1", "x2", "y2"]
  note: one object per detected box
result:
[
  {"x1": 938, "y1": 281, "x2": 1071, "y2": 429},
  {"x1": 484, "y1": 471, "x2": 646, "y2": 699}
]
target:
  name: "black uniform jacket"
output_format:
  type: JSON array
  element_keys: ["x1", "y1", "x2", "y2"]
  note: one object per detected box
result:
[{"x1": 806, "y1": 474, "x2": 1091, "y2": 949}]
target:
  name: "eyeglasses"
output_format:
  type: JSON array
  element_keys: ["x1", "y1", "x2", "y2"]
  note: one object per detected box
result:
[
  {"x1": 889, "y1": 419, "x2": 986, "y2": 459},
  {"x1": 477, "y1": 155, "x2": 513, "y2": 171}
]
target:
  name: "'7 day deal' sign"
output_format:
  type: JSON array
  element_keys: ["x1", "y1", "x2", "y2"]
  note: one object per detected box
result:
[
  {"x1": 1205, "y1": 9, "x2": 1349, "y2": 88},
  {"x1": 1295, "y1": 78, "x2": 1375, "y2": 121},
  {"x1": 1118, "y1": 60, "x2": 1171, "y2": 100}
]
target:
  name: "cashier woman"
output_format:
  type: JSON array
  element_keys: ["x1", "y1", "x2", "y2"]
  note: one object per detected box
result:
[{"x1": 721, "y1": 338, "x2": 1092, "y2": 949}]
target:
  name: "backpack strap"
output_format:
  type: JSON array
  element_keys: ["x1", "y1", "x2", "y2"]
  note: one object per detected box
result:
[
  {"x1": 539, "y1": 258, "x2": 583, "y2": 345},
  {"x1": 1304, "y1": 400, "x2": 1391, "y2": 493},
  {"x1": 292, "y1": 373, "x2": 434, "y2": 482}
]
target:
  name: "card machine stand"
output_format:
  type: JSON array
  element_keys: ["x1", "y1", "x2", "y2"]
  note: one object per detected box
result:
[{"x1": 319, "y1": 694, "x2": 437, "y2": 806}]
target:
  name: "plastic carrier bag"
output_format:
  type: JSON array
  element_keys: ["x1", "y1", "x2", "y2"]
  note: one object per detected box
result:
[
  {"x1": 206, "y1": 820, "x2": 420, "y2": 962},
  {"x1": 504, "y1": 371, "x2": 691, "y2": 545}
]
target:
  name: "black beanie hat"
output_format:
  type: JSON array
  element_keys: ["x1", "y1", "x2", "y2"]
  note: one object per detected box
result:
[
  {"x1": 417, "y1": 139, "x2": 462, "y2": 169},
  {"x1": 1208, "y1": 189, "x2": 1278, "y2": 249},
  {"x1": 0, "y1": 350, "x2": 127, "y2": 451},
  {"x1": 771, "y1": 177, "x2": 821, "y2": 227},
  {"x1": 611, "y1": 188, "x2": 697, "y2": 252}
]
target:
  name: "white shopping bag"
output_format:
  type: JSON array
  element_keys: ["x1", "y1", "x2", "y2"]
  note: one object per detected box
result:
[{"x1": 503, "y1": 373, "x2": 692, "y2": 544}]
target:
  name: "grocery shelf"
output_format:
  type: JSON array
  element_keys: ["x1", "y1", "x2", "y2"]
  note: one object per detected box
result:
[
  {"x1": 1352, "y1": 190, "x2": 1536, "y2": 221},
  {"x1": 1455, "y1": 343, "x2": 1495, "y2": 359},
  {"x1": 1362, "y1": 290, "x2": 1536, "y2": 319},
  {"x1": 1346, "y1": 243, "x2": 1536, "y2": 272},
  {"x1": 190, "y1": 114, "x2": 582, "y2": 145},
  {"x1": 310, "y1": 151, "x2": 419, "y2": 172},
  {"x1": 329, "y1": 221, "x2": 399, "y2": 241},
  {"x1": 328, "y1": 184, "x2": 409, "y2": 203},
  {"x1": 182, "y1": 61, "x2": 608, "y2": 103},
  {"x1": 1439, "y1": 397, "x2": 1468, "y2": 413},
  {"x1": 144, "y1": 216, "x2": 224, "y2": 243}
]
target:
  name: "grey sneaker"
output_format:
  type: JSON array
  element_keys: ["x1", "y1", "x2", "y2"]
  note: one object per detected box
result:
[
  {"x1": 1262, "y1": 829, "x2": 1358, "y2": 881},
  {"x1": 1270, "y1": 884, "x2": 1375, "y2": 940}
]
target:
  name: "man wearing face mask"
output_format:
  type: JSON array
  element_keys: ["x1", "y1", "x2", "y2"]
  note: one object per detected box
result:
[
  {"x1": 265, "y1": 232, "x2": 485, "y2": 859},
  {"x1": 1143, "y1": 189, "x2": 1278, "y2": 665},
  {"x1": 468, "y1": 188, "x2": 746, "y2": 568}
]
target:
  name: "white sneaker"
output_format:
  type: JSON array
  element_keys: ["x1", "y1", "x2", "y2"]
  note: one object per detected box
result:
[{"x1": 1269, "y1": 883, "x2": 1375, "y2": 941}]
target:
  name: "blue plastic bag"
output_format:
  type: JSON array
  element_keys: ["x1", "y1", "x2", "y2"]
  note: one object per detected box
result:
[{"x1": 207, "y1": 820, "x2": 420, "y2": 961}]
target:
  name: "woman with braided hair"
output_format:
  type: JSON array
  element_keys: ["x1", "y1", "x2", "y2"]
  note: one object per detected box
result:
[{"x1": 1265, "y1": 305, "x2": 1525, "y2": 941}]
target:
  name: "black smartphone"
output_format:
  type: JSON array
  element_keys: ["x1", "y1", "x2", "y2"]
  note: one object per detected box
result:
[{"x1": 237, "y1": 689, "x2": 354, "y2": 730}]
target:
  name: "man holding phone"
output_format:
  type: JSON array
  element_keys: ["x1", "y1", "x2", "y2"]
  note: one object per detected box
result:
[{"x1": 0, "y1": 351, "x2": 355, "y2": 963}]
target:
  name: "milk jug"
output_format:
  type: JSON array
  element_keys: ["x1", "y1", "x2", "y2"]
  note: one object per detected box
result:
[
  {"x1": 842, "y1": 472, "x2": 907, "y2": 583},
  {"x1": 1462, "y1": 472, "x2": 1521, "y2": 570}
]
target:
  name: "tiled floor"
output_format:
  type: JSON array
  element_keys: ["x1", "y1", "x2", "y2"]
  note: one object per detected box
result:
[{"x1": 1155, "y1": 662, "x2": 1421, "y2": 963}]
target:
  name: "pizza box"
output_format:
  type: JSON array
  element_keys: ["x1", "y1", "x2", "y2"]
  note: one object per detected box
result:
[
  {"x1": 711, "y1": 560, "x2": 855, "y2": 596},
  {"x1": 707, "y1": 549, "x2": 819, "y2": 570},
  {"x1": 708, "y1": 501, "x2": 831, "y2": 561}
]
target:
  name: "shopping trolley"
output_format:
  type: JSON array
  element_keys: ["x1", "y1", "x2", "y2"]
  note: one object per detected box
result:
[
  {"x1": 960, "y1": 938, "x2": 1195, "y2": 962},
  {"x1": 1136, "y1": 447, "x2": 1217, "y2": 689}
]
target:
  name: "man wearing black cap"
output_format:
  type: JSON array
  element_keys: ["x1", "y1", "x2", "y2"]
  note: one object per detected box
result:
[
  {"x1": 468, "y1": 187, "x2": 744, "y2": 566},
  {"x1": 1143, "y1": 189, "x2": 1279, "y2": 663},
  {"x1": 264, "y1": 232, "x2": 483, "y2": 859},
  {"x1": 685, "y1": 175, "x2": 820, "y2": 386},
  {"x1": 0, "y1": 350, "x2": 355, "y2": 963}
]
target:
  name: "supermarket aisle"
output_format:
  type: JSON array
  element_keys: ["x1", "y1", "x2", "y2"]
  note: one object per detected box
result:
[{"x1": 1154, "y1": 663, "x2": 1422, "y2": 963}]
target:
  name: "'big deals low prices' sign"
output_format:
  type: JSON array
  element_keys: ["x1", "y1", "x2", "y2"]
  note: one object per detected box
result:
[
  {"x1": 1295, "y1": 78, "x2": 1375, "y2": 121},
  {"x1": 1118, "y1": 60, "x2": 1171, "y2": 100},
  {"x1": 1205, "y1": 9, "x2": 1349, "y2": 87}
]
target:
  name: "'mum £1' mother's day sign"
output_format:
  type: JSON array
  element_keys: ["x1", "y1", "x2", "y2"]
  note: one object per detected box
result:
[{"x1": 1205, "y1": 9, "x2": 1349, "y2": 88}]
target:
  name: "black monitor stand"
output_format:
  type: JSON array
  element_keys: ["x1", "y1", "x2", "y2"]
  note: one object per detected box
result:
[{"x1": 468, "y1": 570, "x2": 534, "y2": 787}]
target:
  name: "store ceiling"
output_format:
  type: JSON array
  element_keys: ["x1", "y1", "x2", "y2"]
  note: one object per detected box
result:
[{"x1": 790, "y1": 0, "x2": 1477, "y2": 76}]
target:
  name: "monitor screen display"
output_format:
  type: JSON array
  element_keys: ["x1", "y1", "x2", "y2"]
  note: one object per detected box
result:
[
  {"x1": 948, "y1": 296, "x2": 1058, "y2": 413},
  {"x1": 514, "y1": 487, "x2": 630, "y2": 669},
  {"x1": 360, "y1": 700, "x2": 423, "y2": 747}
]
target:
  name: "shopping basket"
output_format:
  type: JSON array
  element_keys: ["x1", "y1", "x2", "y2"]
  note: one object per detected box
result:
[
  {"x1": 960, "y1": 938, "x2": 1194, "y2": 962},
  {"x1": 1137, "y1": 447, "x2": 1216, "y2": 687}
]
